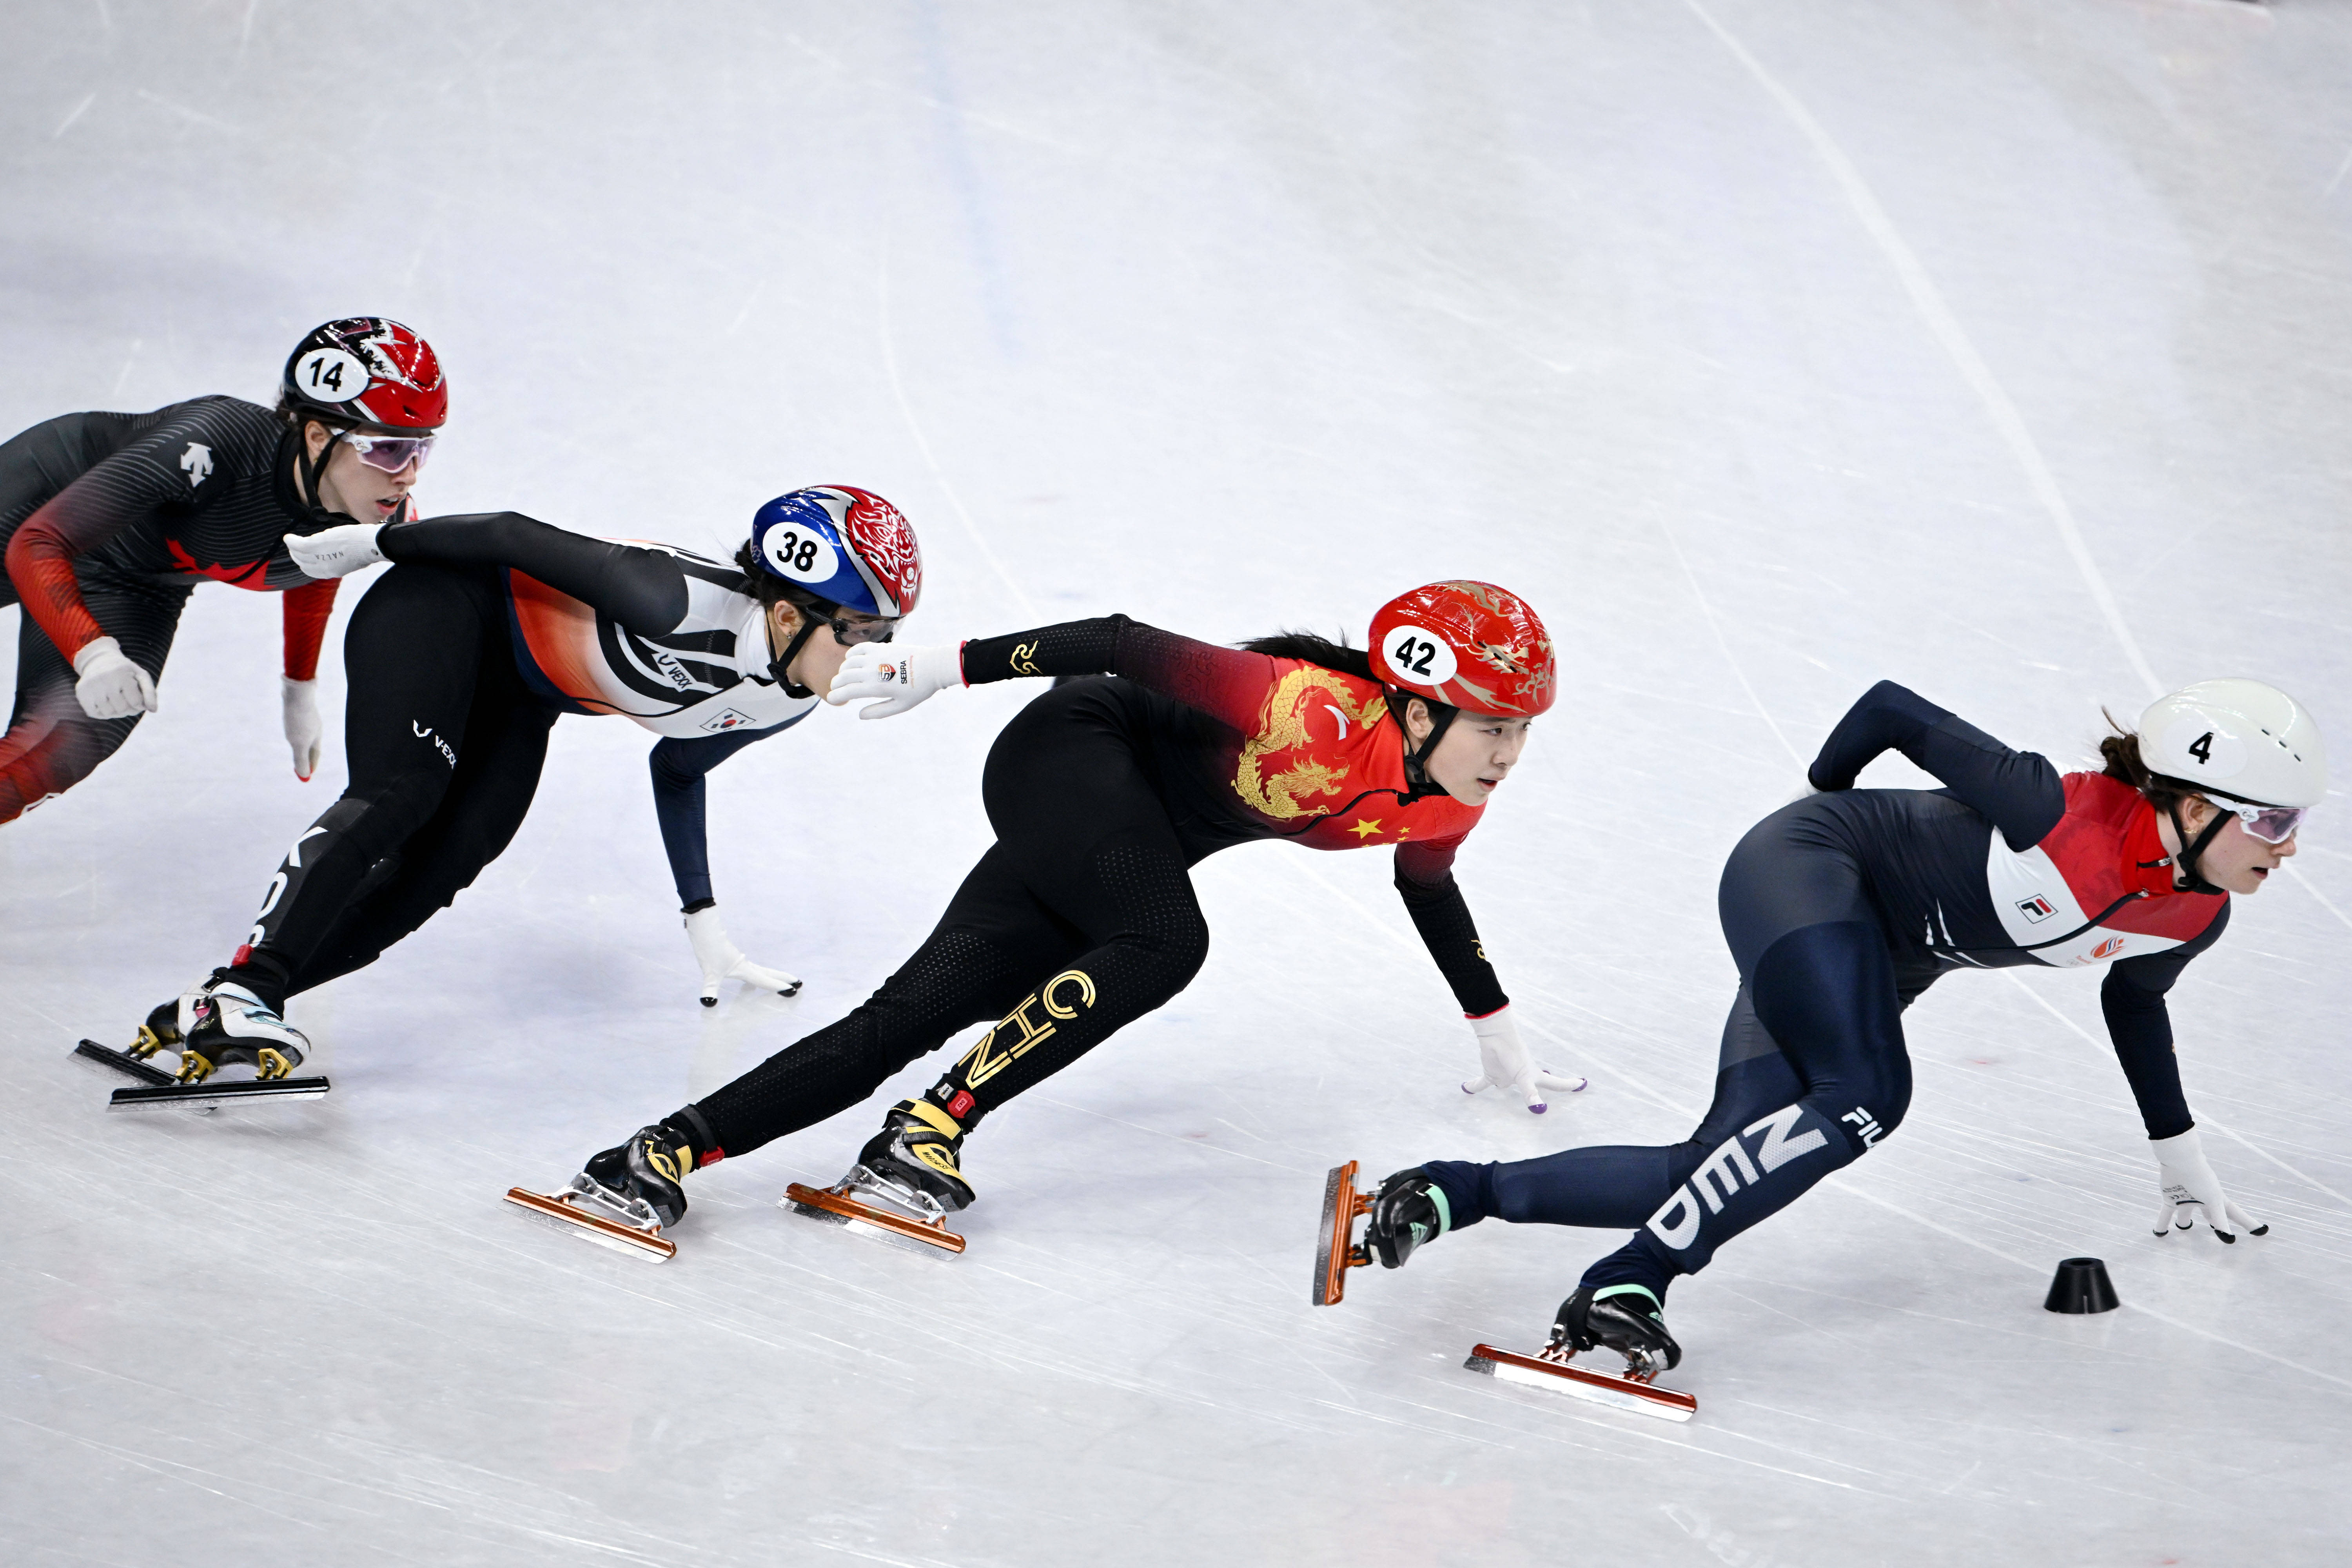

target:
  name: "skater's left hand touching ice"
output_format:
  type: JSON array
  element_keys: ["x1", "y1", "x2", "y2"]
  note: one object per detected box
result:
[
  {"x1": 2150, "y1": 1127, "x2": 2266, "y2": 1243},
  {"x1": 1462, "y1": 1005, "x2": 1585, "y2": 1114},
  {"x1": 684, "y1": 905, "x2": 801, "y2": 1006},
  {"x1": 827, "y1": 643, "x2": 962, "y2": 719}
]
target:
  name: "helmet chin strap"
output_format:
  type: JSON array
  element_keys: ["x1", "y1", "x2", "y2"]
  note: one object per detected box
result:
[
  {"x1": 767, "y1": 608, "x2": 825, "y2": 699},
  {"x1": 298, "y1": 424, "x2": 353, "y2": 522},
  {"x1": 1398, "y1": 697, "x2": 1459, "y2": 793},
  {"x1": 2165, "y1": 800, "x2": 2231, "y2": 895}
]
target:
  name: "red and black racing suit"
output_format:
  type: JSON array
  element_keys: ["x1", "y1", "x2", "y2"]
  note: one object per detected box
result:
[
  {"x1": 683, "y1": 615, "x2": 1513, "y2": 1161},
  {"x1": 0, "y1": 397, "x2": 350, "y2": 821},
  {"x1": 1422, "y1": 681, "x2": 2229, "y2": 1301}
]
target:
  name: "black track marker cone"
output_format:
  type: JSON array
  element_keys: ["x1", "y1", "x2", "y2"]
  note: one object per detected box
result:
[{"x1": 2043, "y1": 1256, "x2": 2119, "y2": 1314}]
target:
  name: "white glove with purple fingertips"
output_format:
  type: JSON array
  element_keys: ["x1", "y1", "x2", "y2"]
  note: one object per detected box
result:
[{"x1": 1463, "y1": 1005, "x2": 1587, "y2": 1113}]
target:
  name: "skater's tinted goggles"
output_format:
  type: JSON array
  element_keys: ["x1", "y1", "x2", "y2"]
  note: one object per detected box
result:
[
  {"x1": 340, "y1": 430, "x2": 437, "y2": 474},
  {"x1": 819, "y1": 612, "x2": 895, "y2": 647},
  {"x1": 2205, "y1": 795, "x2": 2307, "y2": 844}
]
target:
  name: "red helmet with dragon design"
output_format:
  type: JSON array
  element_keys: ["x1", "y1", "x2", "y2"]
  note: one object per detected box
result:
[{"x1": 1368, "y1": 581, "x2": 1555, "y2": 717}]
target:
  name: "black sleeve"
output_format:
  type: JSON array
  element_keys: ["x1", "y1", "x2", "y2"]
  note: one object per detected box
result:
[
  {"x1": 1393, "y1": 845, "x2": 1508, "y2": 1017},
  {"x1": 382, "y1": 512, "x2": 690, "y2": 633},
  {"x1": 2100, "y1": 902, "x2": 2230, "y2": 1140},
  {"x1": 650, "y1": 727, "x2": 788, "y2": 910},
  {"x1": 1809, "y1": 680, "x2": 2064, "y2": 851}
]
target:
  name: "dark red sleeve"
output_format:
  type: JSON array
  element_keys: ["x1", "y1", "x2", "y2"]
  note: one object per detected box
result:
[
  {"x1": 281, "y1": 579, "x2": 340, "y2": 681},
  {"x1": 958, "y1": 615, "x2": 1279, "y2": 732}
]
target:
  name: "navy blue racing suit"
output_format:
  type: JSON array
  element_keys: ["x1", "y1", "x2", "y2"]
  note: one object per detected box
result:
[{"x1": 1423, "y1": 681, "x2": 2229, "y2": 1299}]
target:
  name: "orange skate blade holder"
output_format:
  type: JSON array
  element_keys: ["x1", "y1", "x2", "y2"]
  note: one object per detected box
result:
[
  {"x1": 503, "y1": 1186, "x2": 676, "y2": 1261},
  {"x1": 783, "y1": 1181, "x2": 967, "y2": 1255},
  {"x1": 1312, "y1": 1160, "x2": 1378, "y2": 1306},
  {"x1": 1465, "y1": 1341, "x2": 1697, "y2": 1423}
]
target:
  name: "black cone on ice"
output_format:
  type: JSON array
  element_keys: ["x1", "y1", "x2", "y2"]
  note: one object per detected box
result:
[{"x1": 2043, "y1": 1257, "x2": 2119, "y2": 1314}]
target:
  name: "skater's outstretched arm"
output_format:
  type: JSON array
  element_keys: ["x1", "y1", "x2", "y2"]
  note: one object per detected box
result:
[
  {"x1": 955, "y1": 615, "x2": 1278, "y2": 732},
  {"x1": 648, "y1": 729, "x2": 807, "y2": 1004},
  {"x1": 1808, "y1": 679, "x2": 2064, "y2": 851},
  {"x1": 1398, "y1": 835, "x2": 1581, "y2": 1111},
  {"x1": 287, "y1": 512, "x2": 694, "y2": 634},
  {"x1": 383, "y1": 513, "x2": 691, "y2": 632},
  {"x1": 2101, "y1": 915, "x2": 2261, "y2": 1241},
  {"x1": 1394, "y1": 837, "x2": 1506, "y2": 1017},
  {"x1": 2100, "y1": 914, "x2": 2227, "y2": 1140}
]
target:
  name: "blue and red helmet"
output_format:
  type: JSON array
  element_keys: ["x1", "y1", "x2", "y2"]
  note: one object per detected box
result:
[{"x1": 749, "y1": 486, "x2": 922, "y2": 619}]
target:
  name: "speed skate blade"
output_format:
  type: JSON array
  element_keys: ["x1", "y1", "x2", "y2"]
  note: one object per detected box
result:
[
  {"x1": 1313, "y1": 1160, "x2": 1372, "y2": 1306},
  {"x1": 783, "y1": 1183, "x2": 966, "y2": 1255},
  {"x1": 74, "y1": 1038, "x2": 177, "y2": 1087},
  {"x1": 503, "y1": 1187, "x2": 676, "y2": 1261},
  {"x1": 107, "y1": 1075, "x2": 331, "y2": 1111},
  {"x1": 1465, "y1": 1343, "x2": 1697, "y2": 1423}
]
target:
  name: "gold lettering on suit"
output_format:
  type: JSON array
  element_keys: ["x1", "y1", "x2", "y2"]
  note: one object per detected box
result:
[
  {"x1": 956, "y1": 968, "x2": 1097, "y2": 1087},
  {"x1": 1233, "y1": 669, "x2": 1387, "y2": 820}
]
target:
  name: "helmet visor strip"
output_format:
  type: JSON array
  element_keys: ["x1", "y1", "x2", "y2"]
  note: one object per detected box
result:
[
  {"x1": 2207, "y1": 795, "x2": 2307, "y2": 844},
  {"x1": 342, "y1": 431, "x2": 436, "y2": 474}
]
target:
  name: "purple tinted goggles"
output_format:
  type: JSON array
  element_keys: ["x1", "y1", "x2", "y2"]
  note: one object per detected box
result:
[{"x1": 2209, "y1": 796, "x2": 2307, "y2": 844}]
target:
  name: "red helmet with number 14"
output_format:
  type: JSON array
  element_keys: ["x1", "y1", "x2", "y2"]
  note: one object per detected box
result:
[
  {"x1": 282, "y1": 318, "x2": 447, "y2": 432},
  {"x1": 1368, "y1": 581, "x2": 1555, "y2": 717}
]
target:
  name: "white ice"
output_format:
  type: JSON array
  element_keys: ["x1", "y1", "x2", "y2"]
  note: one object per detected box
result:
[{"x1": 5, "y1": 2, "x2": 2351, "y2": 1564}]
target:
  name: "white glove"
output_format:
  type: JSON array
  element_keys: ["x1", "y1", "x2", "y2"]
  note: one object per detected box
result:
[
  {"x1": 282, "y1": 677, "x2": 323, "y2": 781},
  {"x1": 1461, "y1": 1006, "x2": 1587, "y2": 1114},
  {"x1": 71, "y1": 635, "x2": 158, "y2": 720},
  {"x1": 2151, "y1": 1127, "x2": 2266, "y2": 1243},
  {"x1": 284, "y1": 523, "x2": 386, "y2": 579},
  {"x1": 684, "y1": 906, "x2": 801, "y2": 1006},
  {"x1": 826, "y1": 642, "x2": 962, "y2": 719}
]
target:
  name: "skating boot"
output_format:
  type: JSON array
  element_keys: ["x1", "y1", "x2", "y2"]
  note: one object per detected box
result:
[
  {"x1": 128, "y1": 996, "x2": 188, "y2": 1061},
  {"x1": 72, "y1": 976, "x2": 212, "y2": 1086},
  {"x1": 579, "y1": 1124, "x2": 698, "y2": 1229},
  {"x1": 1365, "y1": 1168, "x2": 1452, "y2": 1269},
  {"x1": 103, "y1": 969, "x2": 222, "y2": 1067},
  {"x1": 176, "y1": 977, "x2": 310, "y2": 1083},
  {"x1": 783, "y1": 1099, "x2": 972, "y2": 1254},
  {"x1": 857, "y1": 1098, "x2": 976, "y2": 1213},
  {"x1": 1461, "y1": 1284, "x2": 1697, "y2": 1422},
  {"x1": 1553, "y1": 1285, "x2": 1682, "y2": 1375},
  {"x1": 504, "y1": 1124, "x2": 699, "y2": 1262}
]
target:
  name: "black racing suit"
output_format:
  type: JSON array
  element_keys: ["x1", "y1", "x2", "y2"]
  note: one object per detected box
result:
[
  {"x1": 681, "y1": 616, "x2": 1510, "y2": 1165},
  {"x1": 220, "y1": 514, "x2": 808, "y2": 1009}
]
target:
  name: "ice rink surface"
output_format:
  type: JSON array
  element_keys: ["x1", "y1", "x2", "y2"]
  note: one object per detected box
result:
[{"x1": 5, "y1": 1, "x2": 2351, "y2": 1563}]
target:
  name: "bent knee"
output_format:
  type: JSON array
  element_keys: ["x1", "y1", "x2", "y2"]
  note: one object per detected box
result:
[{"x1": 1132, "y1": 912, "x2": 1209, "y2": 988}]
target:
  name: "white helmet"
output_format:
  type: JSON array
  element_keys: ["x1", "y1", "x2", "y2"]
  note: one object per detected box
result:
[{"x1": 2137, "y1": 679, "x2": 2327, "y2": 809}]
